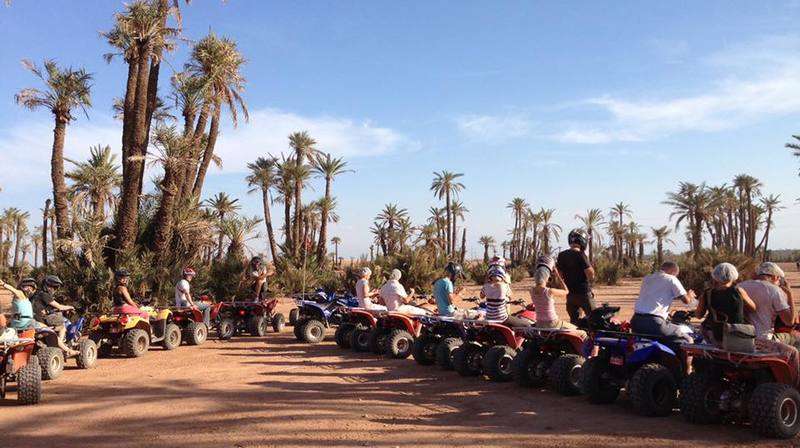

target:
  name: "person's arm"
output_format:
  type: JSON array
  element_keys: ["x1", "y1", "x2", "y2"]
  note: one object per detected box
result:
[
  {"x1": 0, "y1": 280, "x2": 25, "y2": 300},
  {"x1": 695, "y1": 292, "x2": 707, "y2": 318},
  {"x1": 121, "y1": 287, "x2": 137, "y2": 307},
  {"x1": 737, "y1": 287, "x2": 757, "y2": 312},
  {"x1": 584, "y1": 266, "x2": 596, "y2": 283},
  {"x1": 183, "y1": 284, "x2": 196, "y2": 307},
  {"x1": 549, "y1": 287, "x2": 569, "y2": 300},
  {"x1": 554, "y1": 268, "x2": 569, "y2": 294},
  {"x1": 780, "y1": 278, "x2": 795, "y2": 321},
  {"x1": 48, "y1": 298, "x2": 74, "y2": 312}
]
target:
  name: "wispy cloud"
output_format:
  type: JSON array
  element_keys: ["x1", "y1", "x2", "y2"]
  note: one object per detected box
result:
[{"x1": 455, "y1": 113, "x2": 532, "y2": 142}]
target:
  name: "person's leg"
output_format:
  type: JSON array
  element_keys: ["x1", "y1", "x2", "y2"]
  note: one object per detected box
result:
[
  {"x1": 504, "y1": 315, "x2": 532, "y2": 328},
  {"x1": 565, "y1": 294, "x2": 581, "y2": 324},
  {"x1": 197, "y1": 303, "x2": 211, "y2": 326},
  {"x1": 55, "y1": 325, "x2": 77, "y2": 354},
  {"x1": 775, "y1": 332, "x2": 800, "y2": 351}
]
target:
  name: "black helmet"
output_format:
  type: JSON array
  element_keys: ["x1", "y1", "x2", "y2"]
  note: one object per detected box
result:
[
  {"x1": 18, "y1": 277, "x2": 37, "y2": 289},
  {"x1": 250, "y1": 256, "x2": 263, "y2": 265},
  {"x1": 568, "y1": 229, "x2": 588, "y2": 250},
  {"x1": 114, "y1": 269, "x2": 131, "y2": 279},
  {"x1": 44, "y1": 275, "x2": 63, "y2": 288},
  {"x1": 444, "y1": 262, "x2": 463, "y2": 279}
]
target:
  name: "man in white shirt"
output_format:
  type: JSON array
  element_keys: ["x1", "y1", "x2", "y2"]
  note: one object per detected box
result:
[
  {"x1": 175, "y1": 267, "x2": 210, "y2": 325},
  {"x1": 631, "y1": 261, "x2": 696, "y2": 347},
  {"x1": 739, "y1": 262, "x2": 797, "y2": 348}
]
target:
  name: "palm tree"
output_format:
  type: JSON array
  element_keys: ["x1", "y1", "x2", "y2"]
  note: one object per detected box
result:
[
  {"x1": 15, "y1": 59, "x2": 92, "y2": 241},
  {"x1": 576, "y1": 208, "x2": 605, "y2": 263},
  {"x1": 312, "y1": 153, "x2": 352, "y2": 262},
  {"x1": 376, "y1": 203, "x2": 409, "y2": 255},
  {"x1": 147, "y1": 125, "x2": 191, "y2": 257},
  {"x1": 506, "y1": 197, "x2": 528, "y2": 262},
  {"x1": 246, "y1": 156, "x2": 279, "y2": 262},
  {"x1": 66, "y1": 144, "x2": 121, "y2": 223},
  {"x1": 221, "y1": 215, "x2": 261, "y2": 262},
  {"x1": 285, "y1": 131, "x2": 318, "y2": 255},
  {"x1": 609, "y1": 202, "x2": 632, "y2": 262},
  {"x1": 273, "y1": 156, "x2": 297, "y2": 250},
  {"x1": 204, "y1": 192, "x2": 240, "y2": 260},
  {"x1": 756, "y1": 194, "x2": 783, "y2": 261},
  {"x1": 11, "y1": 209, "x2": 29, "y2": 267},
  {"x1": 663, "y1": 182, "x2": 712, "y2": 258},
  {"x1": 431, "y1": 171, "x2": 465, "y2": 255},
  {"x1": 733, "y1": 174, "x2": 762, "y2": 255},
  {"x1": 651, "y1": 226, "x2": 674, "y2": 265},
  {"x1": 331, "y1": 236, "x2": 342, "y2": 267},
  {"x1": 32, "y1": 232, "x2": 42, "y2": 268},
  {"x1": 451, "y1": 200, "x2": 469, "y2": 256},
  {"x1": 538, "y1": 208, "x2": 561, "y2": 254},
  {"x1": 479, "y1": 235, "x2": 496, "y2": 264}
]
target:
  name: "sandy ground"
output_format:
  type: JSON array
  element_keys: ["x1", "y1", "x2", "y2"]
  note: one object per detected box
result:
[{"x1": 2, "y1": 265, "x2": 800, "y2": 447}]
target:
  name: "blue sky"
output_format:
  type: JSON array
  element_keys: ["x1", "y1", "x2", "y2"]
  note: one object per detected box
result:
[{"x1": 2, "y1": 1, "x2": 800, "y2": 259}]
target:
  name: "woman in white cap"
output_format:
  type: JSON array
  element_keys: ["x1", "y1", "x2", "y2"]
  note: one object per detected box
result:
[
  {"x1": 355, "y1": 267, "x2": 386, "y2": 311},
  {"x1": 380, "y1": 269, "x2": 428, "y2": 315},
  {"x1": 695, "y1": 262, "x2": 756, "y2": 343}
]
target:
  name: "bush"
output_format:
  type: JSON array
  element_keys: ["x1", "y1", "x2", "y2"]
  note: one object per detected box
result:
[
  {"x1": 675, "y1": 250, "x2": 756, "y2": 293},
  {"x1": 594, "y1": 257, "x2": 623, "y2": 286},
  {"x1": 274, "y1": 259, "x2": 345, "y2": 295},
  {"x1": 467, "y1": 262, "x2": 488, "y2": 285},
  {"x1": 627, "y1": 262, "x2": 652, "y2": 278},
  {"x1": 509, "y1": 266, "x2": 527, "y2": 283},
  {"x1": 369, "y1": 250, "x2": 442, "y2": 294}
]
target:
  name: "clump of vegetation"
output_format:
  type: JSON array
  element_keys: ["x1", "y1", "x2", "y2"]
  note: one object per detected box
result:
[
  {"x1": 676, "y1": 250, "x2": 756, "y2": 294},
  {"x1": 594, "y1": 258, "x2": 623, "y2": 286}
]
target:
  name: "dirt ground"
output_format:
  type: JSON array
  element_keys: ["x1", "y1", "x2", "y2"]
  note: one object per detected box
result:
[{"x1": 3, "y1": 265, "x2": 800, "y2": 447}]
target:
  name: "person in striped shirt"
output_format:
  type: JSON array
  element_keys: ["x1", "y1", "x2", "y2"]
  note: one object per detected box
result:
[{"x1": 480, "y1": 266, "x2": 532, "y2": 327}]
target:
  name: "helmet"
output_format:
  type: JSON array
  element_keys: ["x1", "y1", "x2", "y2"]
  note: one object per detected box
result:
[
  {"x1": 444, "y1": 262, "x2": 463, "y2": 279},
  {"x1": 44, "y1": 275, "x2": 63, "y2": 288},
  {"x1": 182, "y1": 267, "x2": 197, "y2": 277},
  {"x1": 487, "y1": 265, "x2": 507, "y2": 280},
  {"x1": 489, "y1": 256, "x2": 506, "y2": 268},
  {"x1": 568, "y1": 229, "x2": 588, "y2": 250},
  {"x1": 114, "y1": 269, "x2": 131, "y2": 279},
  {"x1": 536, "y1": 254, "x2": 556, "y2": 272},
  {"x1": 18, "y1": 277, "x2": 37, "y2": 289}
]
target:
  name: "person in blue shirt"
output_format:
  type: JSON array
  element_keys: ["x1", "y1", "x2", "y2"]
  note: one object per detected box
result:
[
  {"x1": 433, "y1": 262, "x2": 465, "y2": 317},
  {"x1": 0, "y1": 277, "x2": 41, "y2": 332}
]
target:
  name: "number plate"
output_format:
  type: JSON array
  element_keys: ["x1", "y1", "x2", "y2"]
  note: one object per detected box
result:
[{"x1": 610, "y1": 356, "x2": 624, "y2": 366}]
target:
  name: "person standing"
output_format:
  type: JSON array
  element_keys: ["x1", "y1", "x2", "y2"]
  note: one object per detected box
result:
[{"x1": 557, "y1": 229, "x2": 596, "y2": 324}]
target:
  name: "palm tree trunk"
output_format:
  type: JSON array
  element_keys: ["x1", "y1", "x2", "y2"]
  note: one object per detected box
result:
[
  {"x1": 460, "y1": 228, "x2": 467, "y2": 265},
  {"x1": 179, "y1": 103, "x2": 210, "y2": 203},
  {"x1": 192, "y1": 100, "x2": 222, "y2": 199},
  {"x1": 121, "y1": 59, "x2": 139, "y2": 174},
  {"x1": 283, "y1": 199, "x2": 292, "y2": 248},
  {"x1": 588, "y1": 229, "x2": 594, "y2": 263},
  {"x1": 34, "y1": 241, "x2": 39, "y2": 268},
  {"x1": 42, "y1": 199, "x2": 50, "y2": 270},
  {"x1": 445, "y1": 192, "x2": 452, "y2": 256},
  {"x1": 657, "y1": 240, "x2": 664, "y2": 265},
  {"x1": 13, "y1": 221, "x2": 21, "y2": 267},
  {"x1": 149, "y1": 165, "x2": 179, "y2": 257},
  {"x1": 261, "y1": 190, "x2": 278, "y2": 262},
  {"x1": 317, "y1": 177, "x2": 332, "y2": 262},
  {"x1": 51, "y1": 117, "x2": 71, "y2": 241}
]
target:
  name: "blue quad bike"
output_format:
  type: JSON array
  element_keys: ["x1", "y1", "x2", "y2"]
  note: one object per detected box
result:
[
  {"x1": 35, "y1": 315, "x2": 98, "y2": 380},
  {"x1": 292, "y1": 290, "x2": 358, "y2": 344},
  {"x1": 580, "y1": 310, "x2": 698, "y2": 417}
]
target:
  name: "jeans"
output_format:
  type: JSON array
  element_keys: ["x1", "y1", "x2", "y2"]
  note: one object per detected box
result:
[
  {"x1": 566, "y1": 291, "x2": 596, "y2": 324},
  {"x1": 196, "y1": 303, "x2": 211, "y2": 326},
  {"x1": 631, "y1": 313, "x2": 693, "y2": 352}
]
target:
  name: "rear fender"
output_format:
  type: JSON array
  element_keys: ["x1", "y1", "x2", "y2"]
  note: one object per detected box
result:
[
  {"x1": 385, "y1": 313, "x2": 417, "y2": 335},
  {"x1": 301, "y1": 303, "x2": 326, "y2": 321},
  {"x1": 349, "y1": 310, "x2": 377, "y2": 327},
  {"x1": 9, "y1": 347, "x2": 32, "y2": 374},
  {"x1": 627, "y1": 341, "x2": 674, "y2": 365},
  {"x1": 484, "y1": 323, "x2": 518, "y2": 348},
  {"x1": 560, "y1": 332, "x2": 587, "y2": 354}
]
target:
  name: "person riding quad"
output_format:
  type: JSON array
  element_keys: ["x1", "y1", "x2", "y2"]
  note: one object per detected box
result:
[
  {"x1": 557, "y1": 229, "x2": 596, "y2": 324},
  {"x1": 248, "y1": 256, "x2": 274, "y2": 302},
  {"x1": 631, "y1": 261, "x2": 697, "y2": 349},
  {"x1": 29, "y1": 275, "x2": 78, "y2": 356},
  {"x1": 0, "y1": 277, "x2": 41, "y2": 341},
  {"x1": 739, "y1": 262, "x2": 799, "y2": 350},
  {"x1": 695, "y1": 262, "x2": 756, "y2": 344},
  {"x1": 433, "y1": 262, "x2": 468, "y2": 317},
  {"x1": 112, "y1": 270, "x2": 149, "y2": 319},
  {"x1": 380, "y1": 269, "x2": 427, "y2": 315},
  {"x1": 530, "y1": 255, "x2": 581, "y2": 330},
  {"x1": 175, "y1": 267, "x2": 210, "y2": 325},
  {"x1": 488, "y1": 256, "x2": 511, "y2": 283},
  {"x1": 481, "y1": 265, "x2": 531, "y2": 327},
  {"x1": 355, "y1": 267, "x2": 386, "y2": 311}
]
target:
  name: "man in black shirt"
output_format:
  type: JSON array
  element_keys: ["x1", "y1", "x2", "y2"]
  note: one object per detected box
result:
[
  {"x1": 31, "y1": 275, "x2": 77, "y2": 355},
  {"x1": 556, "y1": 229, "x2": 596, "y2": 324}
]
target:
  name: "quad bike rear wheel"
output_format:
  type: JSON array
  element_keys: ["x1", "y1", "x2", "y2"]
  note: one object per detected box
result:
[
  {"x1": 629, "y1": 363, "x2": 677, "y2": 417},
  {"x1": 412, "y1": 334, "x2": 438, "y2": 365},
  {"x1": 185, "y1": 322, "x2": 208, "y2": 346},
  {"x1": 122, "y1": 328, "x2": 150, "y2": 358},
  {"x1": 293, "y1": 318, "x2": 306, "y2": 341},
  {"x1": 301, "y1": 319, "x2": 326, "y2": 344},
  {"x1": 350, "y1": 327, "x2": 372, "y2": 352},
  {"x1": 162, "y1": 323, "x2": 182, "y2": 350},
  {"x1": 335, "y1": 325, "x2": 354, "y2": 349},
  {"x1": 368, "y1": 328, "x2": 387, "y2": 355},
  {"x1": 483, "y1": 345, "x2": 517, "y2": 382},
  {"x1": 679, "y1": 370, "x2": 724, "y2": 425},
  {"x1": 386, "y1": 329, "x2": 414, "y2": 359},
  {"x1": 548, "y1": 354, "x2": 584, "y2": 396},
  {"x1": 289, "y1": 308, "x2": 300, "y2": 326},
  {"x1": 750, "y1": 382, "x2": 800, "y2": 439},
  {"x1": 17, "y1": 356, "x2": 42, "y2": 405},
  {"x1": 272, "y1": 313, "x2": 286, "y2": 333},
  {"x1": 218, "y1": 318, "x2": 235, "y2": 340},
  {"x1": 76, "y1": 339, "x2": 98, "y2": 369},
  {"x1": 512, "y1": 347, "x2": 549, "y2": 387},
  {"x1": 453, "y1": 342, "x2": 485, "y2": 377},
  {"x1": 38, "y1": 347, "x2": 64, "y2": 381},
  {"x1": 248, "y1": 316, "x2": 268, "y2": 337},
  {"x1": 435, "y1": 337, "x2": 461, "y2": 370},
  {"x1": 581, "y1": 356, "x2": 620, "y2": 404}
]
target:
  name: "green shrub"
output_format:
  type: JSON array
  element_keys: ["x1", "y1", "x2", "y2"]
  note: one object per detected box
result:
[
  {"x1": 467, "y1": 262, "x2": 489, "y2": 285},
  {"x1": 509, "y1": 266, "x2": 527, "y2": 283},
  {"x1": 675, "y1": 250, "x2": 756, "y2": 293},
  {"x1": 627, "y1": 262, "x2": 652, "y2": 278},
  {"x1": 594, "y1": 257, "x2": 623, "y2": 285}
]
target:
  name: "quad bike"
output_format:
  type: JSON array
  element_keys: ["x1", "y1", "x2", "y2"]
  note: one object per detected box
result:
[
  {"x1": 169, "y1": 299, "x2": 223, "y2": 346},
  {"x1": 451, "y1": 299, "x2": 536, "y2": 382},
  {"x1": 34, "y1": 314, "x2": 98, "y2": 380},
  {"x1": 367, "y1": 302, "x2": 433, "y2": 359},
  {"x1": 0, "y1": 330, "x2": 42, "y2": 405},
  {"x1": 89, "y1": 305, "x2": 181, "y2": 358},
  {"x1": 293, "y1": 292, "x2": 358, "y2": 344},
  {"x1": 680, "y1": 342, "x2": 800, "y2": 439},
  {"x1": 216, "y1": 298, "x2": 286, "y2": 340},
  {"x1": 289, "y1": 289, "x2": 353, "y2": 326},
  {"x1": 581, "y1": 309, "x2": 698, "y2": 417},
  {"x1": 411, "y1": 298, "x2": 490, "y2": 370}
]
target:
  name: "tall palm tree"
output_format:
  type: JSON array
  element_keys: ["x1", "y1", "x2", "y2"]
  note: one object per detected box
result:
[
  {"x1": 314, "y1": 197, "x2": 339, "y2": 255},
  {"x1": 376, "y1": 203, "x2": 409, "y2": 255},
  {"x1": 663, "y1": 182, "x2": 711, "y2": 258},
  {"x1": 431, "y1": 171, "x2": 465, "y2": 255},
  {"x1": 506, "y1": 197, "x2": 528, "y2": 262},
  {"x1": 15, "y1": 59, "x2": 92, "y2": 241},
  {"x1": 733, "y1": 174, "x2": 762, "y2": 255},
  {"x1": 576, "y1": 208, "x2": 605, "y2": 263},
  {"x1": 609, "y1": 202, "x2": 632, "y2": 262},
  {"x1": 147, "y1": 125, "x2": 191, "y2": 257},
  {"x1": 246, "y1": 156, "x2": 279, "y2": 262},
  {"x1": 756, "y1": 194, "x2": 783, "y2": 261},
  {"x1": 331, "y1": 236, "x2": 341, "y2": 267},
  {"x1": 66, "y1": 144, "x2": 121, "y2": 223},
  {"x1": 538, "y1": 208, "x2": 561, "y2": 255},
  {"x1": 478, "y1": 235, "x2": 496, "y2": 264},
  {"x1": 221, "y1": 215, "x2": 261, "y2": 262},
  {"x1": 312, "y1": 153, "x2": 352, "y2": 262},
  {"x1": 651, "y1": 226, "x2": 674, "y2": 266},
  {"x1": 12, "y1": 209, "x2": 29, "y2": 268},
  {"x1": 32, "y1": 232, "x2": 42, "y2": 268},
  {"x1": 284, "y1": 131, "x2": 318, "y2": 255},
  {"x1": 451, "y1": 200, "x2": 469, "y2": 256},
  {"x1": 204, "y1": 192, "x2": 240, "y2": 260}
]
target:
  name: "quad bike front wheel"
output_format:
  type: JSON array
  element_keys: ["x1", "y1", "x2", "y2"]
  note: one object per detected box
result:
[
  {"x1": 581, "y1": 356, "x2": 620, "y2": 404},
  {"x1": 17, "y1": 356, "x2": 42, "y2": 405},
  {"x1": 512, "y1": 347, "x2": 549, "y2": 387},
  {"x1": 368, "y1": 329, "x2": 388, "y2": 355},
  {"x1": 436, "y1": 337, "x2": 462, "y2": 370},
  {"x1": 412, "y1": 334, "x2": 438, "y2": 365},
  {"x1": 301, "y1": 319, "x2": 326, "y2": 344},
  {"x1": 750, "y1": 382, "x2": 800, "y2": 439},
  {"x1": 38, "y1": 347, "x2": 64, "y2": 381},
  {"x1": 386, "y1": 329, "x2": 414, "y2": 359},
  {"x1": 218, "y1": 318, "x2": 235, "y2": 340},
  {"x1": 548, "y1": 354, "x2": 585, "y2": 396},
  {"x1": 289, "y1": 308, "x2": 299, "y2": 326},
  {"x1": 628, "y1": 362, "x2": 677, "y2": 417},
  {"x1": 350, "y1": 327, "x2": 372, "y2": 352},
  {"x1": 247, "y1": 316, "x2": 268, "y2": 337},
  {"x1": 335, "y1": 324, "x2": 354, "y2": 349},
  {"x1": 680, "y1": 370, "x2": 724, "y2": 425},
  {"x1": 162, "y1": 323, "x2": 182, "y2": 350},
  {"x1": 185, "y1": 322, "x2": 208, "y2": 346},
  {"x1": 272, "y1": 313, "x2": 286, "y2": 333},
  {"x1": 483, "y1": 345, "x2": 517, "y2": 382},
  {"x1": 122, "y1": 329, "x2": 150, "y2": 358},
  {"x1": 453, "y1": 342, "x2": 485, "y2": 377},
  {"x1": 76, "y1": 339, "x2": 98, "y2": 369}
]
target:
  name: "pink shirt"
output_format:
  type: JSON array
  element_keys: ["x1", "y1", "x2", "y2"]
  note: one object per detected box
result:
[{"x1": 531, "y1": 287, "x2": 558, "y2": 323}]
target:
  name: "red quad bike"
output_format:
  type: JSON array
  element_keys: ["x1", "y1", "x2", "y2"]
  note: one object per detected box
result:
[
  {"x1": 169, "y1": 300, "x2": 223, "y2": 346},
  {"x1": 452, "y1": 299, "x2": 537, "y2": 382},
  {"x1": 343, "y1": 308, "x2": 382, "y2": 353},
  {"x1": 0, "y1": 330, "x2": 42, "y2": 405},
  {"x1": 511, "y1": 326, "x2": 587, "y2": 396},
  {"x1": 411, "y1": 297, "x2": 490, "y2": 370},
  {"x1": 680, "y1": 343, "x2": 800, "y2": 439},
  {"x1": 216, "y1": 298, "x2": 286, "y2": 340}
]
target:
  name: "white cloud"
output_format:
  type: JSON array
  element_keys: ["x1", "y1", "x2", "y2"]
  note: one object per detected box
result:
[{"x1": 455, "y1": 113, "x2": 532, "y2": 142}]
